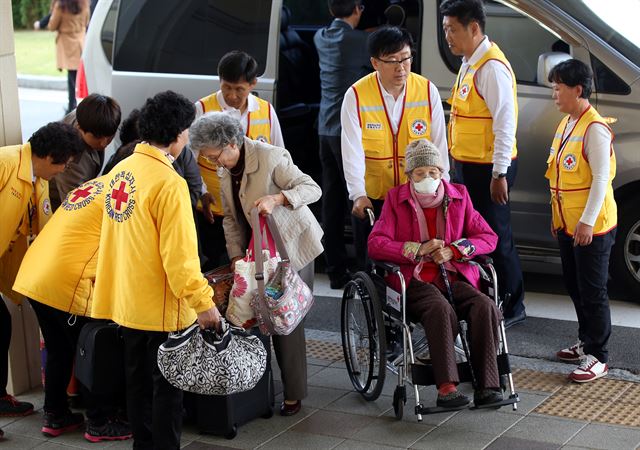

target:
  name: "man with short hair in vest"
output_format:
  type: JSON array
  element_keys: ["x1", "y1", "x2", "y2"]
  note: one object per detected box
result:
[
  {"x1": 341, "y1": 26, "x2": 449, "y2": 271},
  {"x1": 194, "y1": 50, "x2": 284, "y2": 269},
  {"x1": 441, "y1": 0, "x2": 525, "y2": 327}
]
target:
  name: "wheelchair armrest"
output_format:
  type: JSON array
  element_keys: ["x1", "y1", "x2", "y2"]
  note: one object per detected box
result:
[
  {"x1": 472, "y1": 255, "x2": 493, "y2": 266},
  {"x1": 371, "y1": 260, "x2": 401, "y2": 274}
]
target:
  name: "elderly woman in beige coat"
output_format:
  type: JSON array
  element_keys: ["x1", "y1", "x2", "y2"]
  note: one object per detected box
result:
[
  {"x1": 47, "y1": 0, "x2": 90, "y2": 112},
  {"x1": 189, "y1": 112, "x2": 323, "y2": 417}
]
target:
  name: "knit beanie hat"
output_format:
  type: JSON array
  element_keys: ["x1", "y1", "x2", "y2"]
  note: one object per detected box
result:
[{"x1": 404, "y1": 139, "x2": 443, "y2": 173}]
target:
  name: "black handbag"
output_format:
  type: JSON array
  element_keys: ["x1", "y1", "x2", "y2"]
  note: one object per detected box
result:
[{"x1": 75, "y1": 321, "x2": 125, "y2": 394}]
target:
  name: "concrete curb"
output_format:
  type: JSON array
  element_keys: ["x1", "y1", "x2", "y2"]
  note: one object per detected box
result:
[{"x1": 17, "y1": 74, "x2": 66, "y2": 90}]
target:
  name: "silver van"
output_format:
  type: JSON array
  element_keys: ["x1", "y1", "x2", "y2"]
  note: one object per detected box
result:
[{"x1": 82, "y1": 0, "x2": 640, "y2": 299}]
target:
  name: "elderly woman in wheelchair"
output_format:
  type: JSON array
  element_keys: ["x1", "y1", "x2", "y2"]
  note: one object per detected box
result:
[{"x1": 367, "y1": 139, "x2": 505, "y2": 410}]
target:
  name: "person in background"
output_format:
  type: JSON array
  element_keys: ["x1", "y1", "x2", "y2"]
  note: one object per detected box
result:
[
  {"x1": 547, "y1": 59, "x2": 617, "y2": 383},
  {"x1": 440, "y1": 0, "x2": 525, "y2": 327},
  {"x1": 49, "y1": 94, "x2": 121, "y2": 210},
  {"x1": 368, "y1": 139, "x2": 503, "y2": 408},
  {"x1": 13, "y1": 176, "x2": 131, "y2": 443},
  {"x1": 46, "y1": 0, "x2": 90, "y2": 113},
  {"x1": 0, "y1": 122, "x2": 83, "y2": 422},
  {"x1": 314, "y1": 0, "x2": 371, "y2": 289},
  {"x1": 189, "y1": 112, "x2": 323, "y2": 417},
  {"x1": 341, "y1": 26, "x2": 449, "y2": 271},
  {"x1": 90, "y1": 91, "x2": 220, "y2": 449},
  {"x1": 194, "y1": 50, "x2": 285, "y2": 270}
]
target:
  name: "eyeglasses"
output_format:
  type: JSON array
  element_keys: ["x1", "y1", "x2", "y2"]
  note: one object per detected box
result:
[
  {"x1": 376, "y1": 55, "x2": 413, "y2": 67},
  {"x1": 357, "y1": 3, "x2": 365, "y2": 11},
  {"x1": 200, "y1": 149, "x2": 225, "y2": 166}
]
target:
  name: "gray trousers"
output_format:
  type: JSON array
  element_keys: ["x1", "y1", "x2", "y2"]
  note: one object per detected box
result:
[{"x1": 271, "y1": 260, "x2": 313, "y2": 401}]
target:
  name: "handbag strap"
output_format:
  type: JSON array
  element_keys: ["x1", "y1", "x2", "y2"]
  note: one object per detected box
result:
[
  {"x1": 252, "y1": 208, "x2": 267, "y2": 301},
  {"x1": 264, "y1": 214, "x2": 290, "y2": 263}
]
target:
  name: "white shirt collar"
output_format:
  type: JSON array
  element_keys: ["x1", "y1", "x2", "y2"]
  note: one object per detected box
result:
[
  {"x1": 30, "y1": 160, "x2": 36, "y2": 183},
  {"x1": 375, "y1": 72, "x2": 406, "y2": 101},
  {"x1": 463, "y1": 35, "x2": 491, "y2": 67},
  {"x1": 215, "y1": 91, "x2": 260, "y2": 114}
]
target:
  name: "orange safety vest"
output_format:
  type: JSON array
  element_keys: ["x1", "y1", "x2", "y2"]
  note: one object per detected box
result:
[
  {"x1": 196, "y1": 93, "x2": 273, "y2": 216},
  {"x1": 449, "y1": 42, "x2": 518, "y2": 164},
  {"x1": 353, "y1": 72, "x2": 433, "y2": 200},
  {"x1": 545, "y1": 105, "x2": 617, "y2": 236}
]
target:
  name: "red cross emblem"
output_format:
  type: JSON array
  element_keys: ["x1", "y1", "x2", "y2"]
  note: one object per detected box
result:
[
  {"x1": 459, "y1": 83, "x2": 471, "y2": 100},
  {"x1": 70, "y1": 186, "x2": 93, "y2": 202},
  {"x1": 563, "y1": 153, "x2": 578, "y2": 170},
  {"x1": 411, "y1": 119, "x2": 428, "y2": 136},
  {"x1": 111, "y1": 181, "x2": 129, "y2": 211}
]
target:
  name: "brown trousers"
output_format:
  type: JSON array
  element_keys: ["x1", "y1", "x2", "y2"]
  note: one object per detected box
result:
[{"x1": 406, "y1": 278, "x2": 502, "y2": 389}]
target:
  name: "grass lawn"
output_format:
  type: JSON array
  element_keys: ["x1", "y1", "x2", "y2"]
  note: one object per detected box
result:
[{"x1": 14, "y1": 30, "x2": 64, "y2": 77}]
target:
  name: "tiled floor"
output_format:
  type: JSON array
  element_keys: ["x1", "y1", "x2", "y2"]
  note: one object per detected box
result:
[{"x1": 3, "y1": 339, "x2": 640, "y2": 449}]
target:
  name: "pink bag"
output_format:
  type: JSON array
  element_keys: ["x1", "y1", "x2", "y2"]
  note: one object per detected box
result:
[
  {"x1": 249, "y1": 208, "x2": 314, "y2": 336},
  {"x1": 226, "y1": 216, "x2": 278, "y2": 328}
]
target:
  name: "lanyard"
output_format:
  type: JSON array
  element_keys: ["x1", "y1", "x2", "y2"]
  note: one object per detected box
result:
[{"x1": 556, "y1": 118, "x2": 579, "y2": 163}]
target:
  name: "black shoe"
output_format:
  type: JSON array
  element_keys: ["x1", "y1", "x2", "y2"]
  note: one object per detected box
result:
[
  {"x1": 0, "y1": 395, "x2": 33, "y2": 417},
  {"x1": 329, "y1": 272, "x2": 351, "y2": 290},
  {"x1": 504, "y1": 311, "x2": 526, "y2": 329},
  {"x1": 474, "y1": 389, "x2": 503, "y2": 406},
  {"x1": 436, "y1": 391, "x2": 470, "y2": 408},
  {"x1": 42, "y1": 410, "x2": 84, "y2": 437},
  {"x1": 84, "y1": 417, "x2": 132, "y2": 443}
]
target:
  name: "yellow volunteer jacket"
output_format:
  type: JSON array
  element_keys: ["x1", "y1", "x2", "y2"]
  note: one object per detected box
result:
[
  {"x1": 91, "y1": 143, "x2": 214, "y2": 331},
  {"x1": 0, "y1": 143, "x2": 52, "y2": 303},
  {"x1": 353, "y1": 72, "x2": 433, "y2": 200},
  {"x1": 449, "y1": 43, "x2": 518, "y2": 164},
  {"x1": 197, "y1": 92, "x2": 273, "y2": 216},
  {"x1": 545, "y1": 106, "x2": 617, "y2": 236},
  {"x1": 13, "y1": 176, "x2": 107, "y2": 316}
]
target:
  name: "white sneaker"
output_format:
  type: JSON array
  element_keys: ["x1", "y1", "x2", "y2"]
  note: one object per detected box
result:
[
  {"x1": 556, "y1": 341, "x2": 584, "y2": 362},
  {"x1": 569, "y1": 354, "x2": 608, "y2": 383}
]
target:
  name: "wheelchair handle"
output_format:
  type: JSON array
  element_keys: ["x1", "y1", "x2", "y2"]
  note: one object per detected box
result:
[{"x1": 365, "y1": 207, "x2": 375, "y2": 227}]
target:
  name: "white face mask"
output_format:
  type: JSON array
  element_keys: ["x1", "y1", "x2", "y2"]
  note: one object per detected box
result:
[{"x1": 413, "y1": 176, "x2": 440, "y2": 194}]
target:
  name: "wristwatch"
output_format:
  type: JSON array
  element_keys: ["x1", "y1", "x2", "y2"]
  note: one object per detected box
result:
[{"x1": 492, "y1": 171, "x2": 507, "y2": 180}]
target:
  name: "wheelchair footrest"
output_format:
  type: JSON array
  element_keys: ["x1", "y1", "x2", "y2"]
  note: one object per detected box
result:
[
  {"x1": 415, "y1": 403, "x2": 468, "y2": 415},
  {"x1": 470, "y1": 393, "x2": 520, "y2": 410}
]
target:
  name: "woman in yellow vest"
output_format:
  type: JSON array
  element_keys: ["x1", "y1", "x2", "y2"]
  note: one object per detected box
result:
[
  {"x1": 0, "y1": 122, "x2": 83, "y2": 421},
  {"x1": 13, "y1": 176, "x2": 131, "y2": 442},
  {"x1": 546, "y1": 58, "x2": 617, "y2": 383}
]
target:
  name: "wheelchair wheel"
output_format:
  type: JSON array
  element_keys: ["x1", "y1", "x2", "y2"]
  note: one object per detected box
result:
[
  {"x1": 341, "y1": 271, "x2": 387, "y2": 401},
  {"x1": 393, "y1": 385, "x2": 406, "y2": 420}
]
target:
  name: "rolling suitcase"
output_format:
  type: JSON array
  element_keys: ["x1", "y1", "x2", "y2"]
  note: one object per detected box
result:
[{"x1": 184, "y1": 328, "x2": 274, "y2": 439}]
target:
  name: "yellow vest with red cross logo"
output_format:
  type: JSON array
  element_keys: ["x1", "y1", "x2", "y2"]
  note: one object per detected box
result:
[
  {"x1": 196, "y1": 93, "x2": 273, "y2": 216},
  {"x1": 448, "y1": 43, "x2": 518, "y2": 164},
  {"x1": 353, "y1": 72, "x2": 433, "y2": 200},
  {"x1": 545, "y1": 106, "x2": 617, "y2": 236}
]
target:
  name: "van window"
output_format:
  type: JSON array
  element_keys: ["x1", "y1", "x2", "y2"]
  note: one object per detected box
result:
[
  {"x1": 100, "y1": 0, "x2": 119, "y2": 65},
  {"x1": 438, "y1": 1, "x2": 558, "y2": 85},
  {"x1": 112, "y1": 0, "x2": 272, "y2": 76},
  {"x1": 591, "y1": 54, "x2": 631, "y2": 95},
  {"x1": 283, "y1": 0, "x2": 331, "y2": 27}
]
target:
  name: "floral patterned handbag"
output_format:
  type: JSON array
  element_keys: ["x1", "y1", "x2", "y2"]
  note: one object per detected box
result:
[{"x1": 249, "y1": 209, "x2": 314, "y2": 335}]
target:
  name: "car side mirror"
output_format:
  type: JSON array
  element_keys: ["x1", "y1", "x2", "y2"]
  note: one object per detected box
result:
[{"x1": 537, "y1": 52, "x2": 572, "y2": 87}]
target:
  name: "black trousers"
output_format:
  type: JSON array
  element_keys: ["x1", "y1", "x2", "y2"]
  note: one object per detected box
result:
[
  {"x1": 452, "y1": 160, "x2": 525, "y2": 318},
  {"x1": 30, "y1": 300, "x2": 118, "y2": 422},
  {"x1": 122, "y1": 328, "x2": 182, "y2": 450},
  {"x1": 352, "y1": 198, "x2": 384, "y2": 271},
  {"x1": 0, "y1": 296, "x2": 10, "y2": 397},
  {"x1": 557, "y1": 229, "x2": 615, "y2": 363},
  {"x1": 67, "y1": 70, "x2": 77, "y2": 113},
  {"x1": 318, "y1": 135, "x2": 350, "y2": 278},
  {"x1": 196, "y1": 212, "x2": 229, "y2": 272}
]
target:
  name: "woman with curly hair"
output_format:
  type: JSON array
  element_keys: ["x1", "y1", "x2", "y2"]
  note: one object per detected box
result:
[{"x1": 47, "y1": 0, "x2": 90, "y2": 113}]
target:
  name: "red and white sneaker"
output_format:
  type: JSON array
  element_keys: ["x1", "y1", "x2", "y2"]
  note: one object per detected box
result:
[
  {"x1": 557, "y1": 341, "x2": 584, "y2": 362},
  {"x1": 569, "y1": 354, "x2": 608, "y2": 383}
]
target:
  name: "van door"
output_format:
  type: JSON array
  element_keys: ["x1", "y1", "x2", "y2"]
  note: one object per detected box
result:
[{"x1": 110, "y1": 0, "x2": 280, "y2": 117}]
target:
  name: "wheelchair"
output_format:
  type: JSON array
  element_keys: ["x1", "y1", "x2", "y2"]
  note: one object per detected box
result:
[{"x1": 340, "y1": 255, "x2": 520, "y2": 421}]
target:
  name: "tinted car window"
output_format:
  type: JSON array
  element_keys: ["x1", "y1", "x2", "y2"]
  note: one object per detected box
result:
[
  {"x1": 591, "y1": 54, "x2": 631, "y2": 95},
  {"x1": 113, "y1": 0, "x2": 272, "y2": 76},
  {"x1": 438, "y1": 1, "x2": 558, "y2": 84},
  {"x1": 101, "y1": 0, "x2": 119, "y2": 65}
]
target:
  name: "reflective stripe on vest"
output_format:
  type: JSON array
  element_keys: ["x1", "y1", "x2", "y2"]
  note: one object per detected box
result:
[
  {"x1": 545, "y1": 105, "x2": 617, "y2": 236},
  {"x1": 353, "y1": 72, "x2": 432, "y2": 200},
  {"x1": 448, "y1": 43, "x2": 518, "y2": 163}
]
